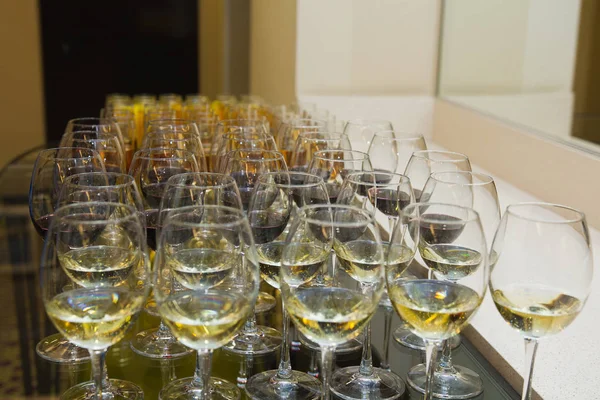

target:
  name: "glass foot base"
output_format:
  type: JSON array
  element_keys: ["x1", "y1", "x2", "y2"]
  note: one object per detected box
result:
[
  {"x1": 255, "y1": 292, "x2": 277, "y2": 314},
  {"x1": 159, "y1": 377, "x2": 240, "y2": 400},
  {"x1": 330, "y1": 367, "x2": 406, "y2": 400},
  {"x1": 222, "y1": 326, "x2": 282, "y2": 355},
  {"x1": 299, "y1": 333, "x2": 362, "y2": 354},
  {"x1": 245, "y1": 370, "x2": 321, "y2": 400},
  {"x1": 130, "y1": 328, "x2": 193, "y2": 359},
  {"x1": 407, "y1": 363, "x2": 483, "y2": 399},
  {"x1": 393, "y1": 328, "x2": 460, "y2": 351},
  {"x1": 36, "y1": 334, "x2": 90, "y2": 363},
  {"x1": 61, "y1": 379, "x2": 144, "y2": 400}
]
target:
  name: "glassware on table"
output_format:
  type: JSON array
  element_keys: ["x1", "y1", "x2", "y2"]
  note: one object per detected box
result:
[
  {"x1": 289, "y1": 132, "x2": 352, "y2": 174},
  {"x1": 29, "y1": 148, "x2": 106, "y2": 363},
  {"x1": 221, "y1": 149, "x2": 288, "y2": 354},
  {"x1": 330, "y1": 171, "x2": 413, "y2": 400},
  {"x1": 213, "y1": 132, "x2": 278, "y2": 173},
  {"x1": 154, "y1": 205, "x2": 260, "y2": 400},
  {"x1": 367, "y1": 130, "x2": 427, "y2": 175},
  {"x1": 281, "y1": 204, "x2": 386, "y2": 400},
  {"x1": 275, "y1": 118, "x2": 327, "y2": 165},
  {"x1": 342, "y1": 119, "x2": 393, "y2": 154},
  {"x1": 100, "y1": 108, "x2": 138, "y2": 167},
  {"x1": 387, "y1": 203, "x2": 489, "y2": 400},
  {"x1": 65, "y1": 117, "x2": 126, "y2": 157},
  {"x1": 489, "y1": 203, "x2": 592, "y2": 400},
  {"x1": 211, "y1": 119, "x2": 271, "y2": 171},
  {"x1": 60, "y1": 131, "x2": 126, "y2": 174},
  {"x1": 41, "y1": 202, "x2": 150, "y2": 400},
  {"x1": 244, "y1": 171, "x2": 328, "y2": 400}
]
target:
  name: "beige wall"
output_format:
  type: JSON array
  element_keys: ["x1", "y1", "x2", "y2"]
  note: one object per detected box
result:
[
  {"x1": 0, "y1": 0, "x2": 45, "y2": 167},
  {"x1": 249, "y1": 0, "x2": 297, "y2": 104},
  {"x1": 199, "y1": 0, "x2": 225, "y2": 99}
]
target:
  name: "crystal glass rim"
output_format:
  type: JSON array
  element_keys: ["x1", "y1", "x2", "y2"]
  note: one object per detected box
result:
[
  {"x1": 161, "y1": 204, "x2": 249, "y2": 230},
  {"x1": 428, "y1": 171, "x2": 494, "y2": 186},
  {"x1": 131, "y1": 147, "x2": 197, "y2": 161},
  {"x1": 64, "y1": 172, "x2": 136, "y2": 189},
  {"x1": 402, "y1": 202, "x2": 480, "y2": 224},
  {"x1": 36, "y1": 147, "x2": 102, "y2": 162},
  {"x1": 506, "y1": 202, "x2": 586, "y2": 224},
  {"x1": 165, "y1": 172, "x2": 238, "y2": 190},
  {"x1": 312, "y1": 149, "x2": 370, "y2": 161},
  {"x1": 146, "y1": 118, "x2": 197, "y2": 127},
  {"x1": 256, "y1": 171, "x2": 326, "y2": 189},
  {"x1": 66, "y1": 117, "x2": 119, "y2": 128},
  {"x1": 297, "y1": 204, "x2": 376, "y2": 228},
  {"x1": 344, "y1": 170, "x2": 411, "y2": 187},
  {"x1": 373, "y1": 130, "x2": 425, "y2": 140},
  {"x1": 411, "y1": 149, "x2": 469, "y2": 162},
  {"x1": 225, "y1": 149, "x2": 285, "y2": 161},
  {"x1": 52, "y1": 201, "x2": 140, "y2": 226}
]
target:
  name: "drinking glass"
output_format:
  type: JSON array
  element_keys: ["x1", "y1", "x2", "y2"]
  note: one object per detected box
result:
[
  {"x1": 222, "y1": 150, "x2": 288, "y2": 354},
  {"x1": 289, "y1": 132, "x2": 352, "y2": 173},
  {"x1": 489, "y1": 203, "x2": 592, "y2": 400},
  {"x1": 331, "y1": 171, "x2": 413, "y2": 400},
  {"x1": 213, "y1": 132, "x2": 278, "y2": 173},
  {"x1": 60, "y1": 131, "x2": 126, "y2": 173},
  {"x1": 41, "y1": 202, "x2": 150, "y2": 400},
  {"x1": 343, "y1": 119, "x2": 393, "y2": 154},
  {"x1": 65, "y1": 117, "x2": 126, "y2": 157},
  {"x1": 275, "y1": 118, "x2": 327, "y2": 164},
  {"x1": 154, "y1": 205, "x2": 260, "y2": 400},
  {"x1": 367, "y1": 130, "x2": 427, "y2": 175},
  {"x1": 244, "y1": 172, "x2": 328, "y2": 400},
  {"x1": 404, "y1": 172, "x2": 501, "y2": 398},
  {"x1": 387, "y1": 203, "x2": 489, "y2": 400},
  {"x1": 281, "y1": 204, "x2": 386, "y2": 400}
]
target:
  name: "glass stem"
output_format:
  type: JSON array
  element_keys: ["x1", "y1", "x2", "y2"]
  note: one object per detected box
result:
[
  {"x1": 387, "y1": 216, "x2": 395, "y2": 238},
  {"x1": 358, "y1": 322, "x2": 374, "y2": 377},
  {"x1": 276, "y1": 302, "x2": 293, "y2": 380},
  {"x1": 89, "y1": 349, "x2": 109, "y2": 399},
  {"x1": 320, "y1": 346, "x2": 335, "y2": 400},
  {"x1": 423, "y1": 340, "x2": 441, "y2": 400},
  {"x1": 243, "y1": 311, "x2": 259, "y2": 335},
  {"x1": 380, "y1": 306, "x2": 393, "y2": 371},
  {"x1": 437, "y1": 339, "x2": 456, "y2": 373},
  {"x1": 521, "y1": 338, "x2": 539, "y2": 400},
  {"x1": 192, "y1": 349, "x2": 213, "y2": 400},
  {"x1": 160, "y1": 359, "x2": 176, "y2": 386}
]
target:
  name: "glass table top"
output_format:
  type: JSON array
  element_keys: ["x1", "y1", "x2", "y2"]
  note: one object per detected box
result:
[{"x1": 0, "y1": 149, "x2": 520, "y2": 400}]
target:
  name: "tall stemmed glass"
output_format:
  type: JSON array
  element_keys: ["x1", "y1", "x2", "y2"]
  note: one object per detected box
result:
[
  {"x1": 60, "y1": 131, "x2": 127, "y2": 174},
  {"x1": 367, "y1": 130, "x2": 427, "y2": 175},
  {"x1": 407, "y1": 172, "x2": 501, "y2": 398},
  {"x1": 330, "y1": 171, "x2": 413, "y2": 400},
  {"x1": 154, "y1": 205, "x2": 260, "y2": 400},
  {"x1": 289, "y1": 132, "x2": 352, "y2": 174},
  {"x1": 222, "y1": 149, "x2": 287, "y2": 354},
  {"x1": 489, "y1": 203, "x2": 592, "y2": 400},
  {"x1": 213, "y1": 132, "x2": 278, "y2": 173},
  {"x1": 387, "y1": 203, "x2": 489, "y2": 400},
  {"x1": 275, "y1": 118, "x2": 327, "y2": 164},
  {"x1": 41, "y1": 202, "x2": 150, "y2": 400},
  {"x1": 281, "y1": 204, "x2": 386, "y2": 400},
  {"x1": 343, "y1": 119, "x2": 393, "y2": 154},
  {"x1": 244, "y1": 172, "x2": 328, "y2": 400},
  {"x1": 65, "y1": 117, "x2": 126, "y2": 159}
]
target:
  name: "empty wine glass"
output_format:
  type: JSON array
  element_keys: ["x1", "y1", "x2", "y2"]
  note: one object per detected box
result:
[
  {"x1": 387, "y1": 203, "x2": 489, "y2": 400},
  {"x1": 41, "y1": 202, "x2": 150, "y2": 400},
  {"x1": 154, "y1": 205, "x2": 260, "y2": 400},
  {"x1": 489, "y1": 203, "x2": 592, "y2": 400},
  {"x1": 60, "y1": 131, "x2": 126, "y2": 174},
  {"x1": 65, "y1": 117, "x2": 126, "y2": 159},
  {"x1": 367, "y1": 130, "x2": 427, "y2": 175},
  {"x1": 281, "y1": 204, "x2": 386, "y2": 400},
  {"x1": 289, "y1": 132, "x2": 352, "y2": 174},
  {"x1": 343, "y1": 119, "x2": 393, "y2": 154}
]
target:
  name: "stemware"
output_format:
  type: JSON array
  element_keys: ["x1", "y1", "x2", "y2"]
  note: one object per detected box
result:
[
  {"x1": 154, "y1": 205, "x2": 260, "y2": 400},
  {"x1": 65, "y1": 117, "x2": 126, "y2": 158},
  {"x1": 343, "y1": 119, "x2": 393, "y2": 154},
  {"x1": 244, "y1": 171, "x2": 329, "y2": 400},
  {"x1": 100, "y1": 108, "x2": 137, "y2": 166},
  {"x1": 41, "y1": 202, "x2": 150, "y2": 400},
  {"x1": 221, "y1": 149, "x2": 288, "y2": 354},
  {"x1": 275, "y1": 118, "x2": 327, "y2": 164},
  {"x1": 367, "y1": 130, "x2": 427, "y2": 175},
  {"x1": 289, "y1": 132, "x2": 352, "y2": 174},
  {"x1": 213, "y1": 132, "x2": 278, "y2": 173},
  {"x1": 60, "y1": 131, "x2": 126, "y2": 174},
  {"x1": 281, "y1": 204, "x2": 386, "y2": 400},
  {"x1": 331, "y1": 171, "x2": 413, "y2": 400},
  {"x1": 489, "y1": 203, "x2": 592, "y2": 400},
  {"x1": 386, "y1": 203, "x2": 489, "y2": 400}
]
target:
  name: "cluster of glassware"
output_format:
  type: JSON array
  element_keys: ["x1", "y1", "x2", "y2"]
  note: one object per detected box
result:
[{"x1": 28, "y1": 92, "x2": 593, "y2": 400}]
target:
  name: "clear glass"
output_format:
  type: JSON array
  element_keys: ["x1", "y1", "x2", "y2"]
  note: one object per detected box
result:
[
  {"x1": 275, "y1": 118, "x2": 327, "y2": 164},
  {"x1": 154, "y1": 205, "x2": 260, "y2": 400},
  {"x1": 489, "y1": 203, "x2": 593, "y2": 400},
  {"x1": 367, "y1": 130, "x2": 427, "y2": 175},
  {"x1": 65, "y1": 117, "x2": 126, "y2": 160},
  {"x1": 331, "y1": 171, "x2": 413, "y2": 400},
  {"x1": 386, "y1": 203, "x2": 489, "y2": 400},
  {"x1": 289, "y1": 132, "x2": 352, "y2": 174},
  {"x1": 60, "y1": 131, "x2": 126, "y2": 174},
  {"x1": 244, "y1": 171, "x2": 328, "y2": 400},
  {"x1": 213, "y1": 132, "x2": 278, "y2": 173},
  {"x1": 210, "y1": 119, "x2": 272, "y2": 171},
  {"x1": 40, "y1": 202, "x2": 150, "y2": 400},
  {"x1": 281, "y1": 204, "x2": 386, "y2": 400},
  {"x1": 342, "y1": 119, "x2": 393, "y2": 154}
]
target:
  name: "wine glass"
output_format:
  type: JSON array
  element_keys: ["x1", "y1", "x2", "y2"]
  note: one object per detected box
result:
[
  {"x1": 221, "y1": 149, "x2": 287, "y2": 354},
  {"x1": 367, "y1": 130, "x2": 427, "y2": 175},
  {"x1": 489, "y1": 203, "x2": 592, "y2": 400},
  {"x1": 387, "y1": 203, "x2": 489, "y2": 400},
  {"x1": 41, "y1": 202, "x2": 150, "y2": 400},
  {"x1": 244, "y1": 171, "x2": 328, "y2": 400},
  {"x1": 60, "y1": 131, "x2": 126, "y2": 174},
  {"x1": 289, "y1": 132, "x2": 352, "y2": 174},
  {"x1": 213, "y1": 132, "x2": 278, "y2": 173},
  {"x1": 281, "y1": 204, "x2": 386, "y2": 400},
  {"x1": 275, "y1": 118, "x2": 327, "y2": 164},
  {"x1": 330, "y1": 171, "x2": 413, "y2": 400},
  {"x1": 405, "y1": 172, "x2": 501, "y2": 398},
  {"x1": 343, "y1": 119, "x2": 393, "y2": 154},
  {"x1": 154, "y1": 205, "x2": 260, "y2": 400},
  {"x1": 65, "y1": 117, "x2": 126, "y2": 159},
  {"x1": 100, "y1": 108, "x2": 137, "y2": 168}
]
